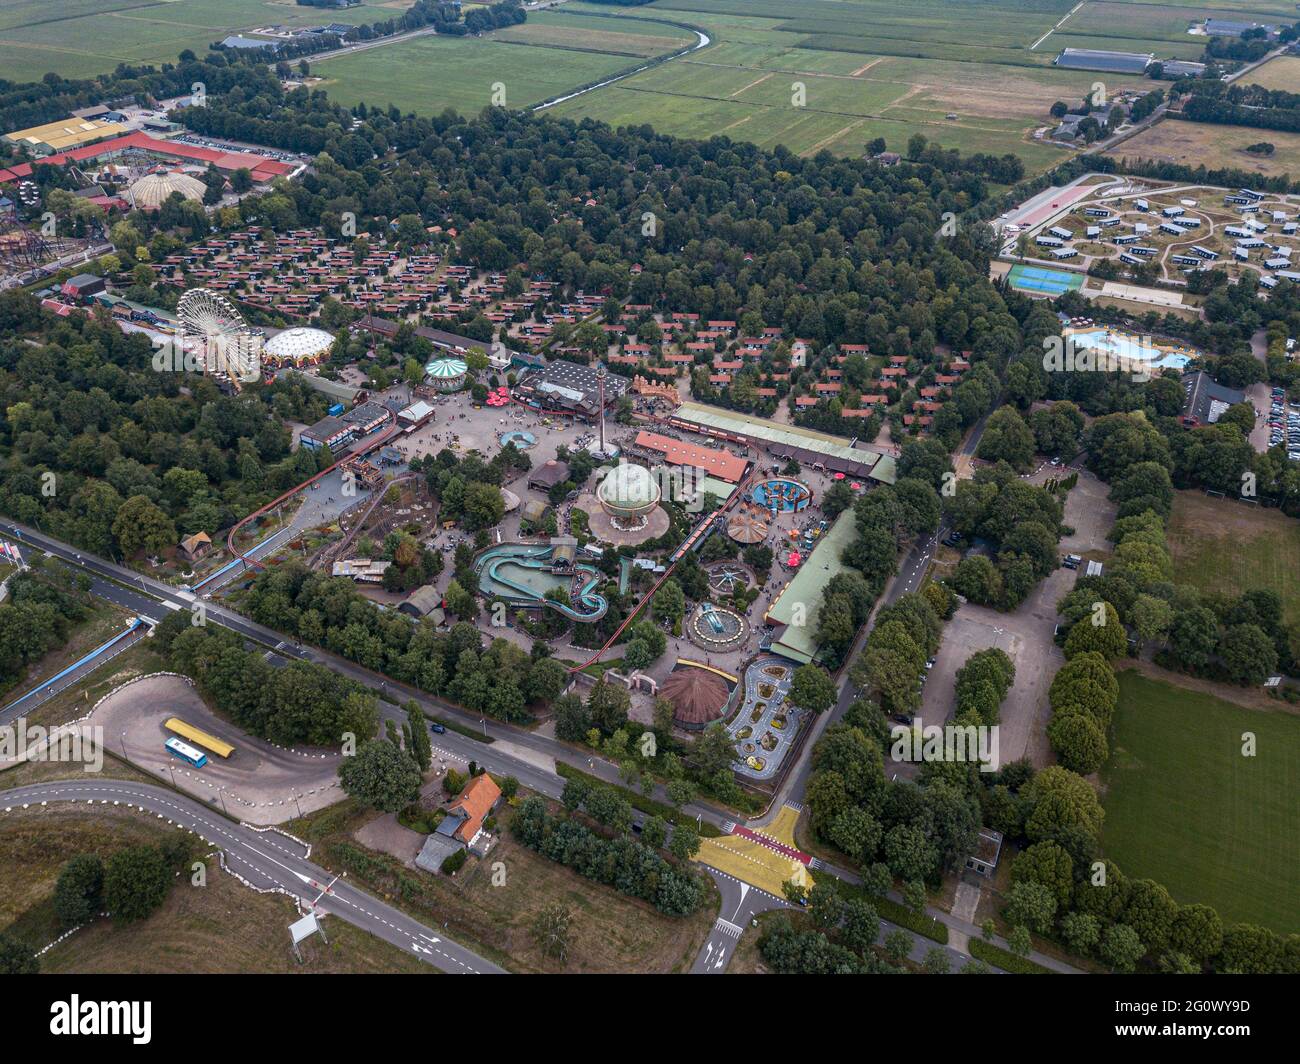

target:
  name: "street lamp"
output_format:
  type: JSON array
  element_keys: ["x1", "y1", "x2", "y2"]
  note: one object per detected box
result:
[{"x1": 479, "y1": 717, "x2": 487, "y2": 737}]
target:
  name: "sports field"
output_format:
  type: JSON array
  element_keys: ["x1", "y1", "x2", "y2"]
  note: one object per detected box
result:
[
  {"x1": 1007, "y1": 263, "x2": 1085, "y2": 295},
  {"x1": 1167, "y1": 490, "x2": 1300, "y2": 630},
  {"x1": 0, "y1": 0, "x2": 392, "y2": 83},
  {"x1": 1101, "y1": 671, "x2": 1298, "y2": 933}
]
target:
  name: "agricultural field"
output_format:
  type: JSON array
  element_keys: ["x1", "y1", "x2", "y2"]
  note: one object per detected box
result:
[
  {"x1": 1109, "y1": 119, "x2": 1300, "y2": 178},
  {"x1": 1167, "y1": 489, "x2": 1300, "y2": 630},
  {"x1": 1246, "y1": 54, "x2": 1300, "y2": 93},
  {"x1": 0, "y1": 0, "x2": 393, "y2": 83},
  {"x1": 311, "y1": 15, "x2": 690, "y2": 115},
  {"x1": 1101, "y1": 670, "x2": 1299, "y2": 933},
  {"x1": 540, "y1": 0, "x2": 1162, "y2": 168}
]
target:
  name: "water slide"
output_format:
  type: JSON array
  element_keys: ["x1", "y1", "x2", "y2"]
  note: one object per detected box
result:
[{"x1": 476, "y1": 546, "x2": 608, "y2": 622}]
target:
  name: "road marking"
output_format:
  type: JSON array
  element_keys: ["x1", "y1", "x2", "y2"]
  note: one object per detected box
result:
[{"x1": 714, "y1": 918, "x2": 744, "y2": 939}]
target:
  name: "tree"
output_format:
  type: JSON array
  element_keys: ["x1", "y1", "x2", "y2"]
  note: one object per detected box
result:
[
  {"x1": 1169, "y1": 903, "x2": 1222, "y2": 964},
  {"x1": 1061, "y1": 911, "x2": 1102, "y2": 955},
  {"x1": 652, "y1": 579, "x2": 685, "y2": 626},
  {"x1": 1063, "y1": 602, "x2": 1127, "y2": 660},
  {"x1": 1100, "y1": 923, "x2": 1145, "y2": 972},
  {"x1": 789, "y1": 664, "x2": 837, "y2": 714},
  {"x1": 103, "y1": 845, "x2": 171, "y2": 923},
  {"x1": 976, "y1": 407, "x2": 1036, "y2": 470},
  {"x1": 54, "y1": 853, "x2": 104, "y2": 929},
  {"x1": 1168, "y1": 606, "x2": 1219, "y2": 669},
  {"x1": 444, "y1": 578, "x2": 477, "y2": 620},
  {"x1": 669, "y1": 823, "x2": 700, "y2": 861},
  {"x1": 1003, "y1": 880, "x2": 1057, "y2": 934},
  {"x1": 0, "y1": 932, "x2": 37, "y2": 974},
  {"x1": 112, "y1": 494, "x2": 177, "y2": 558},
  {"x1": 883, "y1": 928, "x2": 913, "y2": 963},
  {"x1": 921, "y1": 947, "x2": 951, "y2": 974},
  {"x1": 404, "y1": 700, "x2": 431, "y2": 771},
  {"x1": 1007, "y1": 924, "x2": 1033, "y2": 958},
  {"x1": 840, "y1": 898, "x2": 880, "y2": 954},
  {"x1": 340, "y1": 740, "x2": 422, "y2": 812},
  {"x1": 1023, "y1": 766, "x2": 1104, "y2": 844},
  {"x1": 1219, "y1": 623, "x2": 1276, "y2": 685},
  {"x1": 531, "y1": 903, "x2": 573, "y2": 964},
  {"x1": 587, "y1": 679, "x2": 630, "y2": 735},
  {"x1": 553, "y1": 693, "x2": 591, "y2": 742},
  {"x1": 641, "y1": 815, "x2": 668, "y2": 850},
  {"x1": 1047, "y1": 710, "x2": 1108, "y2": 774}
]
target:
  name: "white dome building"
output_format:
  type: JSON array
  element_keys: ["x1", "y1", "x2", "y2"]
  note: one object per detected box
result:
[
  {"x1": 425, "y1": 356, "x2": 468, "y2": 392},
  {"x1": 262, "y1": 326, "x2": 335, "y2": 366},
  {"x1": 127, "y1": 171, "x2": 207, "y2": 210},
  {"x1": 597, "y1": 462, "x2": 661, "y2": 527}
]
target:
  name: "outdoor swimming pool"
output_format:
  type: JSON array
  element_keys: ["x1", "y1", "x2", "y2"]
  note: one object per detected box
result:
[{"x1": 1066, "y1": 328, "x2": 1193, "y2": 371}]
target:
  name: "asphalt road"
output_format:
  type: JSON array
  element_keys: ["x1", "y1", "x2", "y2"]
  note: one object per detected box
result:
[
  {"x1": 0, "y1": 623, "x2": 147, "y2": 725},
  {"x1": 692, "y1": 868, "x2": 788, "y2": 974},
  {"x1": 1, "y1": 778, "x2": 503, "y2": 974}
]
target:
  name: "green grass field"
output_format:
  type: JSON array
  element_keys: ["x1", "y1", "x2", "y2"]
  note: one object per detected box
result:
[
  {"x1": 540, "y1": 0, "x2": 1157, "y2": 167},
  {"x1": 312, "y1": 24, "x2": 658, "y2": 115},
  {"x1": 1167, "y1": 490, "x2": 1300, "y2": 630},
  {"x1": 11, "y1": 1, "x2": 1299, "y2": 169},
  {"x1": 0, "y1": 0, "x2": 393, "y2": 82},
  {"x1": 1101, "y1": 670, "x2": 1299, "y2": 933}
]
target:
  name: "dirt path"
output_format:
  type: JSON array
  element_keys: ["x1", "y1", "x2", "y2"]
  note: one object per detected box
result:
[
  {"x1": 1119, "y1": 660, "x2": 1299, "y2": 715},
  {"x1": 728, "y1": 72, "x2": 773, "y2": 98}
]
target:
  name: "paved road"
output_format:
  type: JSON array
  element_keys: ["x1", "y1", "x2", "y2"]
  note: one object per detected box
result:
[
  {"x1": 692, "y1": 868, "x2": 788, "y2": 973},
  {"x1": 0, "y1": 622, "x2": 147, "y2": 725},
  {"x1": 1, "y1": 778, "x2": 503, "y2": 973},
  {"x1": 2, "y1": 486, "x2": 1086, "y2": 975}
]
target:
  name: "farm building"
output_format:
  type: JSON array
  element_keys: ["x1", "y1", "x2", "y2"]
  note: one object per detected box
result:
[
  {"x1": 1054, "y1": 48, "x2": 1152, "y2": 74},
  {"x1": 1203, "y1": 19, "x2": 1276, "y2": 38}
]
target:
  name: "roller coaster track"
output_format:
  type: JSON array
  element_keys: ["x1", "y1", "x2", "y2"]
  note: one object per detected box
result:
[
  {"x1": 224, "y1": 409, "x2": 402, "y2": 573},
  {"x1": 565, "y1": 467, "x2": 762, "y2": 674}
]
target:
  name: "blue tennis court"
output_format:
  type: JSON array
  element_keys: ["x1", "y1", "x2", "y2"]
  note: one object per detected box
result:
[{"x1": 1007, "y1": 263, "x2": 1084, "y2": 295}]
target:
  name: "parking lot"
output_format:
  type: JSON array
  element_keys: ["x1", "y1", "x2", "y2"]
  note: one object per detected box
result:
[
  {"x1": 906, "y1": 467, "x2": 1115, "y2": 773},
  {"x1": 1263, "y1": 384, "x2": 1300, "y2": 460}
]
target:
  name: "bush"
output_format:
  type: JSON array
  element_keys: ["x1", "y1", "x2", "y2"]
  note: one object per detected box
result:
[
  {"x1": 969, "y1": 936, "x2": 1054, "y2": 974},
  {"x1": 440, "y1": 849, "x2": 468, "y2": 875}
]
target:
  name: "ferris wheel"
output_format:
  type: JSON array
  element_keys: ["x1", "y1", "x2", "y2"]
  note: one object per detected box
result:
[{"x1": 177, "y1": 288, "x2": 261, "y2": 386}]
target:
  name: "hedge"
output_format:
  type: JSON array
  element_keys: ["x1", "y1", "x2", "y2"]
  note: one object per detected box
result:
[{"x1": 970, "y1": 937, "x2": 1054, "y2": 974}]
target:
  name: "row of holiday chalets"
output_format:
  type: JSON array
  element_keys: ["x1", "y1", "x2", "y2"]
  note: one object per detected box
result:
[{"x1": 145, "y1": 226, "x2": 607, "y2": 347}]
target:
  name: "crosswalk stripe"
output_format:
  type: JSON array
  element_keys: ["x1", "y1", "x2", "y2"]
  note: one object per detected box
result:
[{"x1": 714, "y1": 918, "x2": 744, "y2": 939}]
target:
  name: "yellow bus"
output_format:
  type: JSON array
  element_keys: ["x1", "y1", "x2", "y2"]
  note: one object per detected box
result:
[{"x1": 164, "y1": 717, "x2": 234, "y2": 759}]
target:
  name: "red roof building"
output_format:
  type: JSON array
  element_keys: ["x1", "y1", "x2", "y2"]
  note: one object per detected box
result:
[{"x1": 634, "y1": 430, "x2": 748, "y2": 482}]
